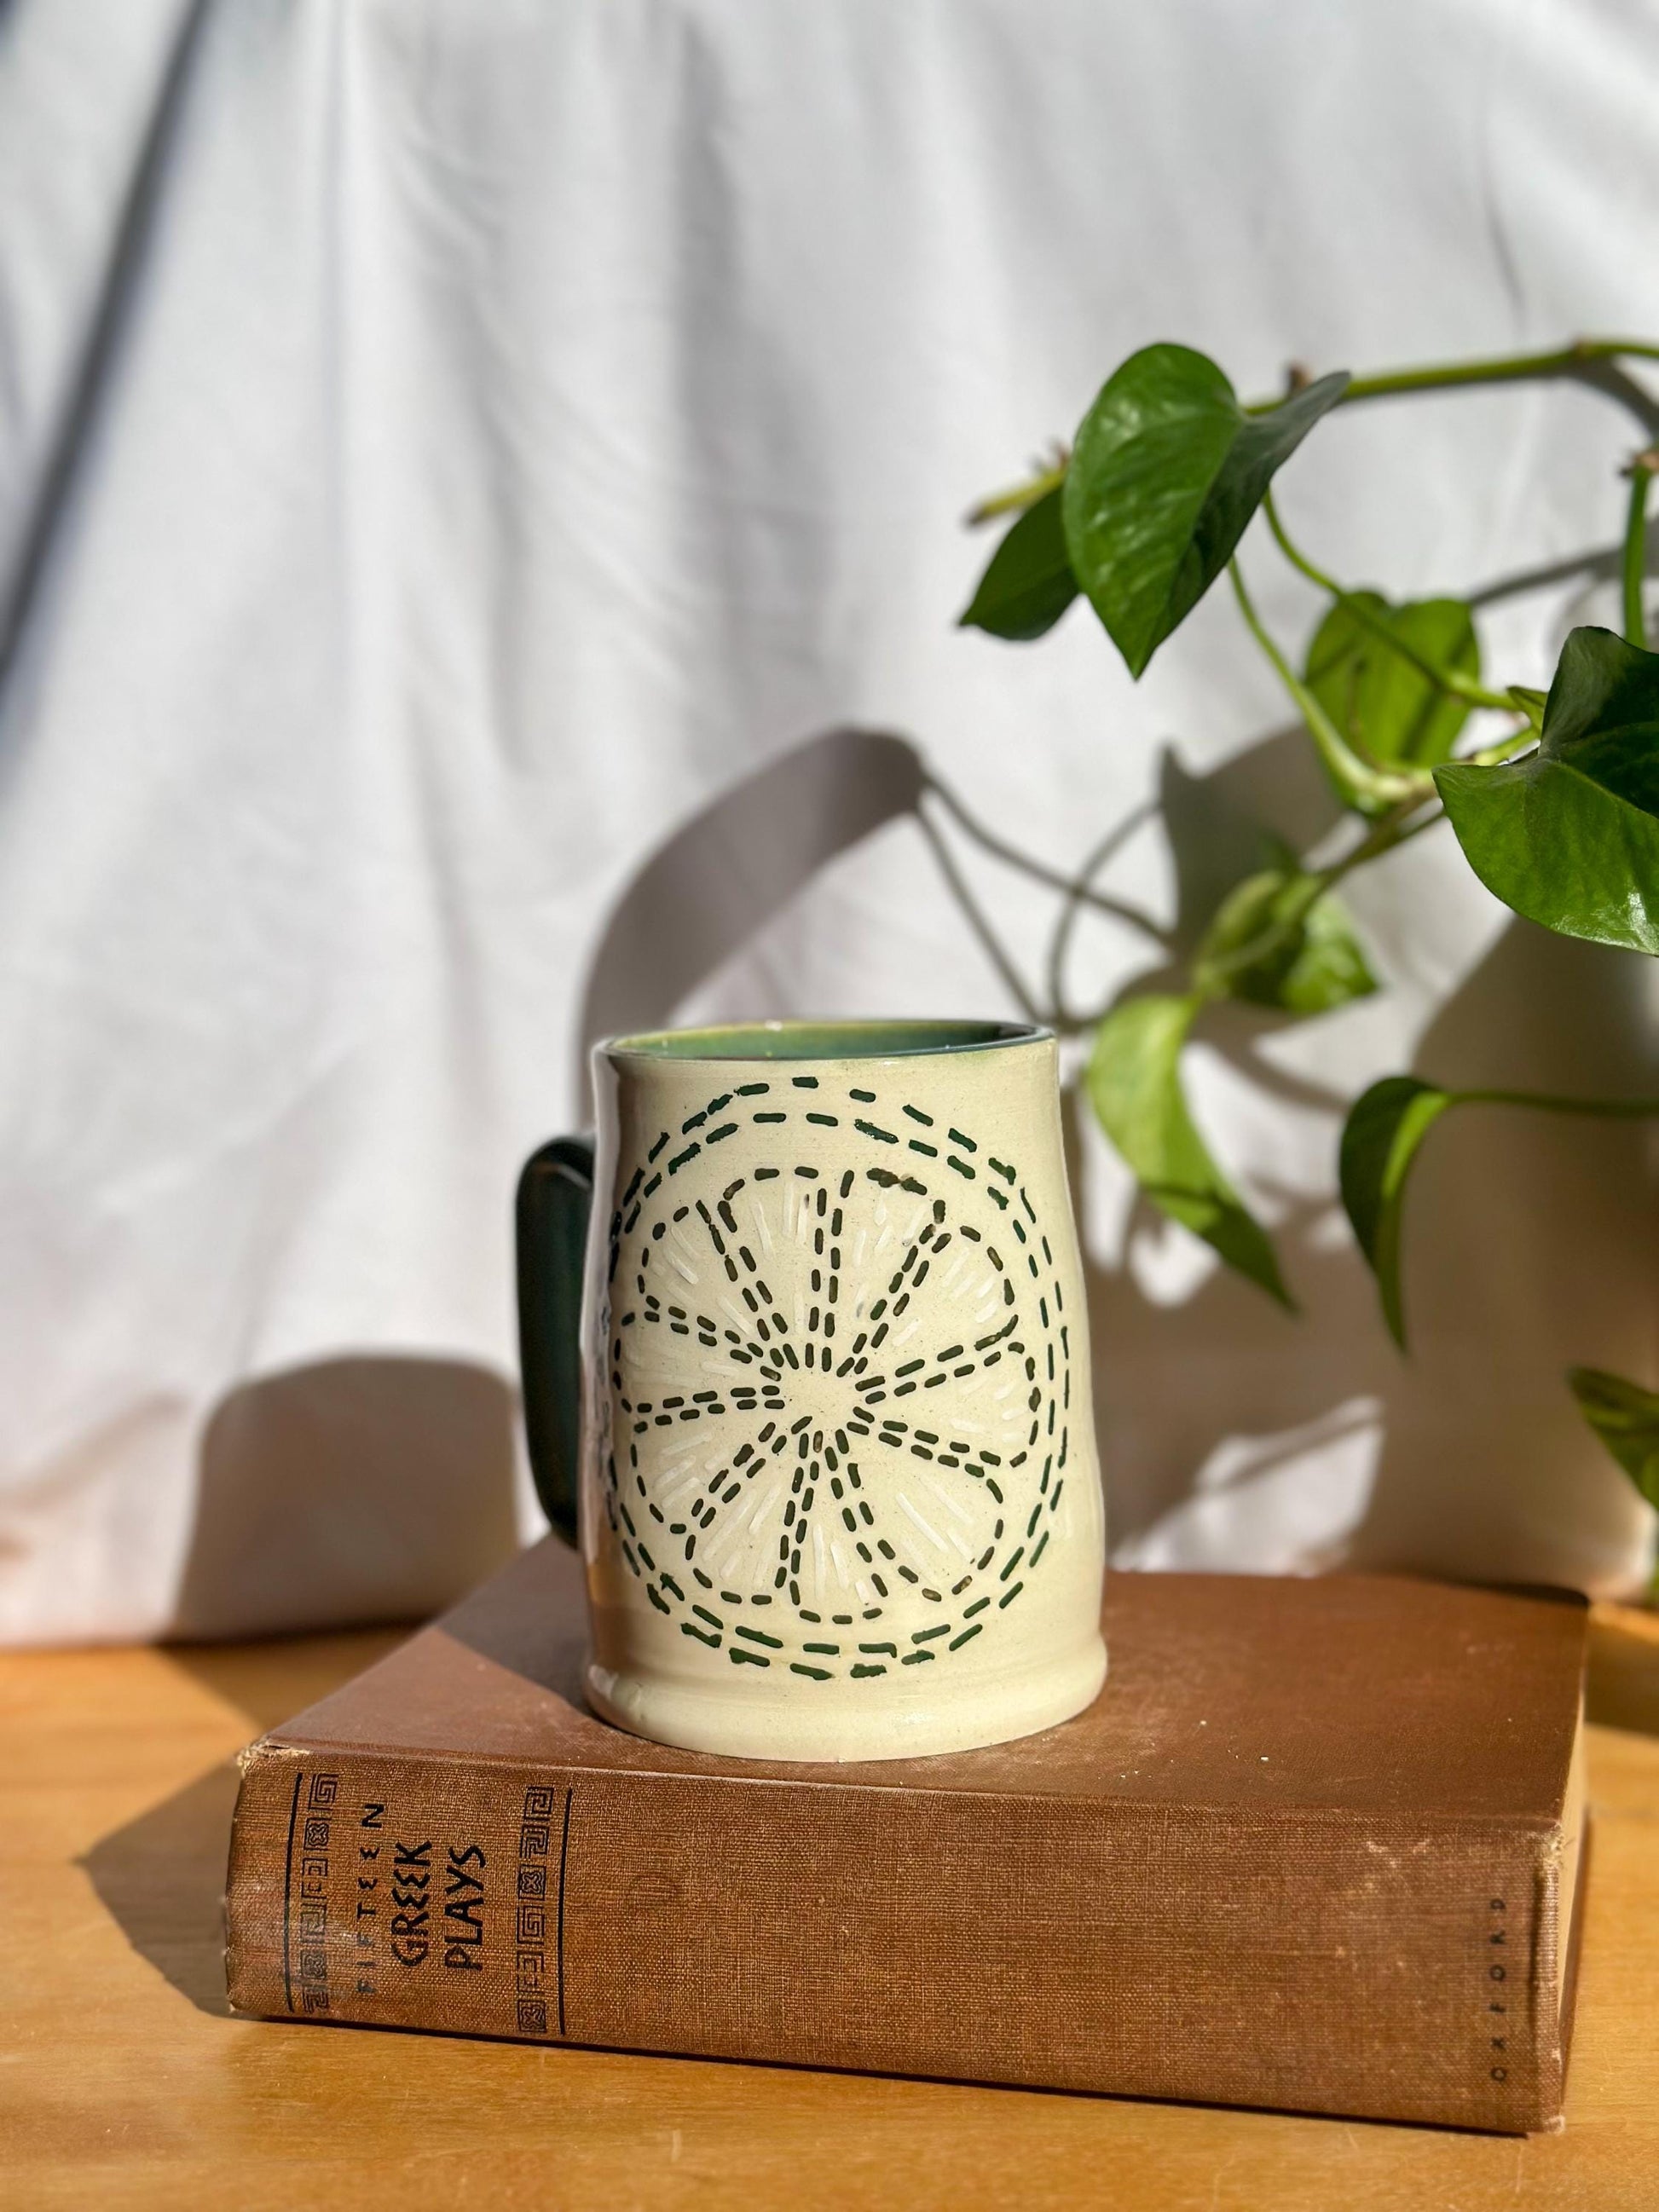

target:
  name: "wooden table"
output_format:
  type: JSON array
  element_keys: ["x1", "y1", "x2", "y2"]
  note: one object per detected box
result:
[{"x1": 7, "y1": 1611, "x2": 1659, "y2": 2212}]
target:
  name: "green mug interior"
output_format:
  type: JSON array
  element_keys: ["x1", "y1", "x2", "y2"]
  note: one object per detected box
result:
[{"x1": 604, "y1": 1019, "x2": 1048, "y2": 1062}]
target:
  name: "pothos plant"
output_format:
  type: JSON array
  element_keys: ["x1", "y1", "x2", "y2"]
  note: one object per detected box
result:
[{"x1": 957, "y1": 338, "x2": 1659, "y2": 1566}]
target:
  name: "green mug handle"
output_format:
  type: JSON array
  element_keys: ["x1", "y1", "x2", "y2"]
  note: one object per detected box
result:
[{"x1": 515, "y1": 1134, "x2": 595, "y2": 1547}]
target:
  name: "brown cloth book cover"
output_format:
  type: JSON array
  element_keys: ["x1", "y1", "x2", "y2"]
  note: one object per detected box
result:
[{"x1": 225, "y1": 1539, "x2": 1588, "y2": 2132}]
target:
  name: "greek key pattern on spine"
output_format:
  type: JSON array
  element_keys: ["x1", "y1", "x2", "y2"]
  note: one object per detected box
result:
[
  {"x1": 514, "y1": 1782, "x2": 573, "y2": 2037},
  {"x1": 286, "y1": 1767, "x2": 339, "y2": 2016}
]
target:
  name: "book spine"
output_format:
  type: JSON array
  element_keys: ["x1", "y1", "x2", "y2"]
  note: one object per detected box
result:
[{"x1": 226, "y1": 1738, "x2": 1564, "y2": 2131}]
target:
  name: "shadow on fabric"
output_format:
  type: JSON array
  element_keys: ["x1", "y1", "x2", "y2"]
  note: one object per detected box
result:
[
  {"x1": 142, "y1": 715, "x2": 1649, "y2": 1644},
  {"x1": 575, "y1": 725, "x2": 924, "y2": 1094},
  {"x1": 1076, "y1": 733, "x2": 1654, "y2": 1588},
  {"x1": 598, "y1": 720, "x2": 1651, "y2": 1590},
  {"x1": 169, "y1": 1354, "x2": 521, "y2": 1640},
  {"x1": 0, "y1": 0, "x2": 216, "y2": 694}
]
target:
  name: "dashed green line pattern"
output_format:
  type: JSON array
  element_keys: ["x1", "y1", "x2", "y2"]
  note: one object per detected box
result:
[{"x1": 598, "y1": 1073, "x2": 1074, "y2": 1682}]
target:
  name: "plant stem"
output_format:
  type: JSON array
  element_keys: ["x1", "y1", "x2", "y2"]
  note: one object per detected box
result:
[
  {"x1": 1228, "y1": 560, "x2": 1431, "y2": 813},
  {"x1": 1261, "y1": 494, "x2": 1520, "y2": 713},
  {"x1": 1250, "y1": 340, "x2": 1659, "y2": 441},
  {"x1": 1267, "y1": 338, "x2": 1653, "y2": 402},
  {"x1": 972, "y1": 339, "x2": 1659, "y2": 526},
  {"x1": 1192, "y1": 798, "x2": 1432, "y2": 992},
  {"x1": 1322, "y1": 801, "x2": 1442, "y2": 884},
  {"x1": 1333, "y1": 338, "x2": 1659, "y2": 404},
  {"x1": 1462, "y1": 725, "x2": 1539, "y2": 768},
  {"x1": 1380, "y1": 800, "x2": 1448, "y2": 850},
  {"x1": 964, "y1": 460, "x2": 1067, "y2": 528},
  {"x1": 1059, "y1": 795, "x2": 1442, "y2": 1034},
  {"x1": 1623, "y1": 454, "x2": 1658, "y2": 646}
]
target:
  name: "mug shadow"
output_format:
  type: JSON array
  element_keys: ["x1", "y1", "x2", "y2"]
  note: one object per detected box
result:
[
  {"x1": 81, "y1": 1762, "x2": 243, "y2": 2019},
  {"x1": 79, "y1": 1627, "x2": 406, "y2": 2022},
  {"x1": 169, "y1": 1353, "x2": 522, "y2": 1640},
  {"x1": 85, "y1": 1348, "x2": 520, "y2": 2022},
  {"x1": 575, "y1": 725, "x2": 924, "y2": 1086},
  {"x1": 437, "y1": 1533, "x2": 591, "y2": 1704}
]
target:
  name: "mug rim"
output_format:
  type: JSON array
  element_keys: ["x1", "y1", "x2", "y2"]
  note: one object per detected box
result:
[{"x1": 600, "y1": 1018, "x2": 1051, "y2": 1064}]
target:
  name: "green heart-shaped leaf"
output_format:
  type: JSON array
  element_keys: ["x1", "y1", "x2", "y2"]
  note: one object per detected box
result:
[
  {"x1": 1086, "y1": 993, "x2": 1293, "y2": 1307},
  {"x1": 1568, "y1": 1366, "x2": 1659, "y2": 1510},
  {"x1": 1338, "y1": 1076, "x2": 1456, "y2": 1347},
  {"x1": 1194, "y1": 867, "x2": 1378, "y2": 1015},
  {"x1": 1062, "y1": 345, "x2": 1349, "y2": 678},
  {"x1": 1435, "y1": 626, "x2": 1659, "y2": 953},
  {"x1": 1304, "y1": 592, "x2": 1478, "y2": 767},
  {"x1": 958, "y1": 486, "x2": 1079, "y2": 640}
]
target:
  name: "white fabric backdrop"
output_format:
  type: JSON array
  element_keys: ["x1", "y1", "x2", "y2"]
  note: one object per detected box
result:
[{"x1": 2, "y1": 0, "x2": 1656, "y2": 1644}]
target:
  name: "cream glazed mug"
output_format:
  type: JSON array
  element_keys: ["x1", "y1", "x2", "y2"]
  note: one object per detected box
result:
[{"x1": 516, "y1": 1019, "x2": 1106, "y2": 1761}]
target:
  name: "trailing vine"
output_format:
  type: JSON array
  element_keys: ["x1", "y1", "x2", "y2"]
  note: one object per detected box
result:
[{"x1": 951, "y1": 337, "x2": 1659, "y2": 1571}]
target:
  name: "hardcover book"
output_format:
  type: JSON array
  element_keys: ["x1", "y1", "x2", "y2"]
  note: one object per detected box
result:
[{"x1": 224, "y1": 1539, "x2": 1588, "y2": 2131}]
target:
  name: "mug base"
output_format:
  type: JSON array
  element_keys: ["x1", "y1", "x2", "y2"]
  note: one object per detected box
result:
[{"x1": 583, "y1": 1635, "x2": 1107, "y2": 1763}]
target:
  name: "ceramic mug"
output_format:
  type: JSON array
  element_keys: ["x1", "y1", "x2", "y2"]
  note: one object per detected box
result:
[{"x1": 517, "y1": 1019, "x2": 1106, "y2": 1760}]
